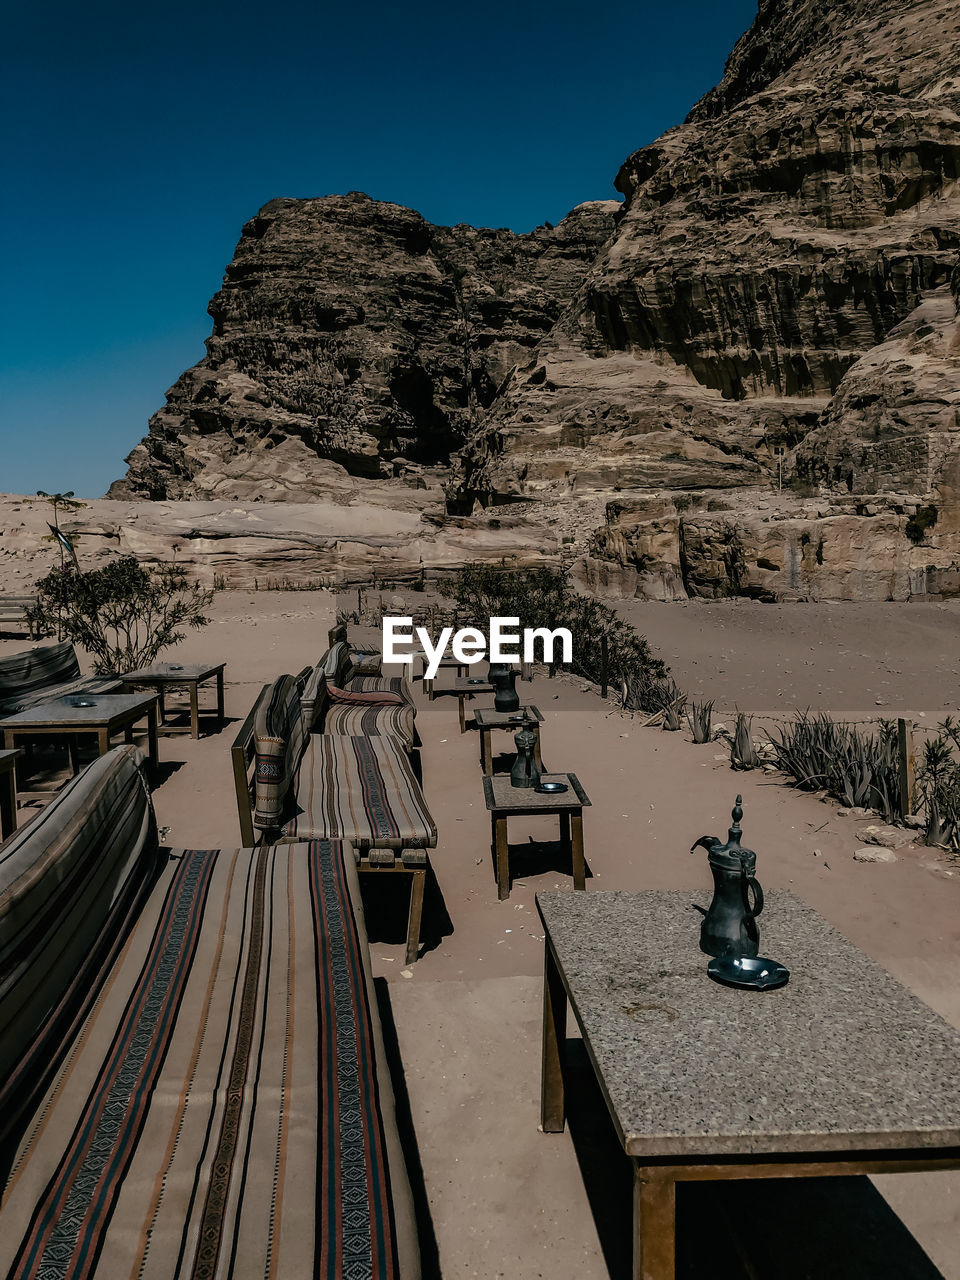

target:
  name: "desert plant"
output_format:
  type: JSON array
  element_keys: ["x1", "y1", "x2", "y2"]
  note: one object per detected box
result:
[
  {"x1": 438, "y1": 563, "x2": 672, "y2": 711},
  {"x1": 916, "y1": 719, "x2": 960, "y2": 848},
  {"x1": 686, "y1": 699, "x2": 715, "y2": 744},
  {"x1": 767, "y1": 712, "x2": 900, "y2": 818},
  {"x1": 26, "y1": 557, "x2": 215, "y2": 674},
  {"x1": 730, "y1": 713, "x2": 760, "y2": 770}
]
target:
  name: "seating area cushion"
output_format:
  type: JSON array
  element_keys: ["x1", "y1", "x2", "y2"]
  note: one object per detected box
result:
[
  {"x1": 345, "y1": 674, "x2": 414, "y2": 704},
  {"x1": 0, "y1": 640, "x2": 121, "y2": 714},
  {"x1": 253, "y1": 674, "x2": 306, "y2": 831},
  {"x1": 325, "y1": 701, "x2": 416, "y2": 751},
  {"x1": 285, "y1": 733, "x2": 437, "y2": 849},
  {"x1": 0, "y1": 746, "x2": 158, "y2": 1143},
  {"x1": 0, "y1": 837, "x2": 415, "y2": 1279},
  {"x1": 320, "y1": 640, "x2": 354, "y2": 687}
]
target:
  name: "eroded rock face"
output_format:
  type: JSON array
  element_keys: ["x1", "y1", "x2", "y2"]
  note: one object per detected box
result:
[
  {"x1": 109, "y1": 195, "x2": 617, "y2": 501},
  {"x1": 485, "y1": 0, "x2": 960, "y2": 505}
]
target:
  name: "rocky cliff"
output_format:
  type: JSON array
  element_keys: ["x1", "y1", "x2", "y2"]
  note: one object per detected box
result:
[
  {"x1": 112, "y1": 0, "x2": 960, "y2": 601},
  {"x1": 110, "y1": 195, "x2": 617, "y2": 501}
]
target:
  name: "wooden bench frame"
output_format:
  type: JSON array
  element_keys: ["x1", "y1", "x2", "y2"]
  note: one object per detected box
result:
[{"x1": 231, "y1": 677, "x2": 429, "y2": 966}]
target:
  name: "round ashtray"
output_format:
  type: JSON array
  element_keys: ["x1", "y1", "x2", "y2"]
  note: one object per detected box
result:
[
  {"x1": 508, "y1": 713, "x2": 527, "y2": 721},
  {"x1": 707, "y1": 955, "x2": 790, "y2": 991},
  {"x1": 467, "y1": 677, "x2": 486, "y2": 685},
  {"x1": 166, "y1": 664, "x2": 184, "y2": 671},
  {"x1": 535, "y1": 780, "x2": 568, "y2": 794},
  {"x1": 67, "y1": 697, "x2": 96, "y2": 708}
]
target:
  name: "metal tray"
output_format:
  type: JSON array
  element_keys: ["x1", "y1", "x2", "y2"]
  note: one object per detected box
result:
[
  {"x1": 707, "y1": 955, "x2": 790, "y2": 991},
  {"x1": 535, "y1": 780, "x2": 568, "y2": 794}
]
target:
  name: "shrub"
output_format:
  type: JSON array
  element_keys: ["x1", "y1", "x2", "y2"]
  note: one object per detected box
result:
[
  {"x1": 437, "y1": 563, "x2": 672, "y2": 712},
  {"x1": 26, "y1": 557, "x2": 215, "y2": 674},
  {"x1": 766, "y1": 712, "x2": 900, "y2": 819},
  {"x1": 687, "y1": 699, "x2": 715, "y2": 744},
  {"x1": 916, "y1": 718, "x2": 960, "y2": 848},
  {"x1": 730, "y1": 713, "x2": 760, "y2": 770}
]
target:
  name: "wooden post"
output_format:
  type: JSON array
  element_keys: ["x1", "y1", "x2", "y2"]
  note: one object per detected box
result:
[
  {"x1": 897, "y1": 718, "x2": 916, "y2": 819},
  {"x1": 600, "y1": 635, "x2": 609, "y2": 700}
]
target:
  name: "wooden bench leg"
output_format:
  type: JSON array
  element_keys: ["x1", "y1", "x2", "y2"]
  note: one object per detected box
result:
[{"x1": 405, "y1": 867, "x2": 426, "y2": 965}]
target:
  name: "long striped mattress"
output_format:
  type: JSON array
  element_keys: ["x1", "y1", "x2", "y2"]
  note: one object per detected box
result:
[
  {"x1": 284, "y1": 734, "x2": 436, "y2": 850},
  {"x1": 0, "y1": 829, "x2": 418, "y2": 1278},
  {"x1": 0, "y1": 641, "x2": 120, "y2": 714}
]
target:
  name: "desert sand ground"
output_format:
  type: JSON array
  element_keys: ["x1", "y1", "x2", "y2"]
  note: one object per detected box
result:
[{"x1": 2, "y1": 590, "x2": 960, "y2": 1278}]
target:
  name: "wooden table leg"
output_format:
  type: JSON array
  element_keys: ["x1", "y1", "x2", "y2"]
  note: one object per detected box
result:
[
  {"x1": 97, "y1": 727, "x2": 112, "y2": 756},
  {"x1": 427, "y1": 677, "x2": 435, "y2": 702},
  {"x1": 189, "y1": 681, "x2": 200, "y2": 739},
  {"x1": 571, "y1": 811, "x2": 585, "y2": 891},
  {"x1": 633, "y1": 1167, "x2": 676, "y2": 1280},
  {"x1": 494, "y1": 813, "x2": 510, "y2": 900},
  {"x1": 216, "y1": 669, "x2": 225, "y2": 722},
  {"x1": 0, "y1": 767, "x2": 16, "y2": 839},
  {"x1": 480, "y1": 728, "x2": 492, "y2": 774},
  {"x1": 405, "y1": 866, "x2": 426, "y2": 966},
  {"x1": 541, "y1": 938, "x2": 567, "y2": 1132},
  {"x1": 123, "y1": 722, "x2": 134, "y2": 744},
  {"x1": 146, "y1": 706, "x2": 159, "y2": 772},
  {"x1": 458, "y1": 695, "x2": 466, "y2": 733}
]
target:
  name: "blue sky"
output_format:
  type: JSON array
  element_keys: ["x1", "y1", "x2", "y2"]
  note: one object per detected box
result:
[{"x1": 1, "y1": 0, "x2": 757, "y2": 498}]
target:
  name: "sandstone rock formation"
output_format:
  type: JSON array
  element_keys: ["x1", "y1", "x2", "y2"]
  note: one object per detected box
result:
[
  {"x1": 109, "y1": 0, "x2": 960, "y2": 601},
  {"x1": 109, "y1": 195, "x2": 617, "y2": 501}
]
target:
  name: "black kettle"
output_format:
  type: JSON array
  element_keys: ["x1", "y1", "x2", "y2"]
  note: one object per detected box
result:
[
  {"x1": 488, "y1": 662, "x2": 520, "y2": 713},
  {"x1": 690, "y1": 796, "x2": 764, "y2": 959}
]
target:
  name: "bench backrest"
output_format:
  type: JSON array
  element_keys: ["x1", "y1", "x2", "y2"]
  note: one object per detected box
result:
[
  {"x1": 0, "y1": 640, "x2": 81, "y2": 708},
  {"x1": 0, "y1": 745, "x2": 159, "y2": 1141}
]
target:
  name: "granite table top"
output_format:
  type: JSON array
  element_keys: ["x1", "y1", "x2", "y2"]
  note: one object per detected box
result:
[
  {"x1": 122, "y1": 661, "x2": 225, "y2": 682},
  {"x1": 484, "y1": 772, "x2": 590, "y2": 812},
  {"x1": 474, "y1": 705, "x2": 543, "y2": 728},
  {"x1": 536, "y1": 889, "x2": 960, "y2": 1160},
  {"x1": 0, "y1": 691, "x2": 158, "y2": 728}
]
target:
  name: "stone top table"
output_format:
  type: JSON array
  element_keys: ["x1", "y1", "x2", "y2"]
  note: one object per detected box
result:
[
  {"x1": 484, "y1": 772, "x2": 590, "y2": 900},
  {"x1": 121, "y1": 661, "x2": 225, "y2": 739},
  {"x1": 0, "y1": 747, "x2": 21, "y2": 839},
  {"x1": 536, "y1": 888, "x2": 960, "y2": 1279},
  {"x1": 474, "y1": 705, "x2": 543, "y2": 775},
  {"x1": 1, "y1": 692, "x2": 159, "y2": 794}
]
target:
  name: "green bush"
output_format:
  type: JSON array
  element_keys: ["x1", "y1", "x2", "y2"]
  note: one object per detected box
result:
[
  {"x1": 767, "y1": 712, "x2": 899, "y2": 820},
  {"x1": 437, "y1": 564, "x2": 671, "y2": 712},
  {"x1": 26, "y1": 557, "x2": 215, "y2": 674}
]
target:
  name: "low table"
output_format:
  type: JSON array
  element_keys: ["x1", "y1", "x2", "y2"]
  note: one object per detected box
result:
[
  {"x1": 121, "y1": 661, "x2": 225, "y2": 738},
  {"x1": 453, "y1": 676, "x2": 494, "y2": 732},
  {"x1": 474, "y1": 705, "x2": 544, "y2": 775},
  {"x1": 0, "y1": 747, "x2": 21, "y2": 839},
  {"x1": 422, "y1": 655, "x2": 473, "y2": 700},
  {"x1": 1, "y1": 692, "x2": 160, "y2": 797},
  {"x1": 482, "y1": 772, "x2": 589, "y2": 900},
  {"x1": 537, "y1": 889, "x2": 960, "y2": 1280}
]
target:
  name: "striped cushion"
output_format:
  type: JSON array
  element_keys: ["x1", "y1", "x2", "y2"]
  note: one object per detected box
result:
[
  {"x1": 0, "y1": 839, "x2": 410, "y2": 1279},
  {"x1": 0, "y1": 641, "x2": 121, "y2": 714},
  {"x1": 320, "y1": 641, "x2": 353, "y2": 686},
  {"x1": 346, "y1": 674, "x2": 414, "y2": 704},
  {"x1": 285, "y1": 734, "x2": 437, "y2": 849},
  {"x1": 328, "y1": 681, "x2": 405, "y2": 707},
  {"x1": 0, "y1": 746, "x2": 158, "y2": 1143},
  {"x1": 324, "y1": 702, "x2": 416, "y2": 750},
  {"x1": 253, "y1": 674, "x2": 306, "y2": 831}
]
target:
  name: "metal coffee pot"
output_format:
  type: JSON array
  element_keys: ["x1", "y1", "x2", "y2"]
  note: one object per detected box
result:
[
  {"x1": 488, "y1": 662, "x2": 520, "y2": 713},
  {"x1": 510, "y1": 721, "x2": 541, "y2": 789},
  {"x1": 690, "y1": 796, "x2": 764, "y2": 959}
]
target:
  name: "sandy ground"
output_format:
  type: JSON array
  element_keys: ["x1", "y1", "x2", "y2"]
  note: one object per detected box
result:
[{"x1": 3, "y1": 591, "x2": 960, "y2": 1277}]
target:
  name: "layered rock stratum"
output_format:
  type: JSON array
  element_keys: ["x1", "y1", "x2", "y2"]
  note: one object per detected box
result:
[{"x1": 109, "y1": 0, "x2": 960, "y2": 600}]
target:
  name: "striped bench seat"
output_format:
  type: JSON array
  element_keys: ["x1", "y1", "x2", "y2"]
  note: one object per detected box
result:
[
  {"x1": 0, "y1": 640, "x2": 121, "y2": 715},
  {"x1": 325, "y1": 700, "x2": 417, "y2": 750},
  {"x1": 0, "y1": 747, "x2": 419, "y2": 1279},
  {"x1": 283, "y1": 732, "x2": 437, "y2": 851}
]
